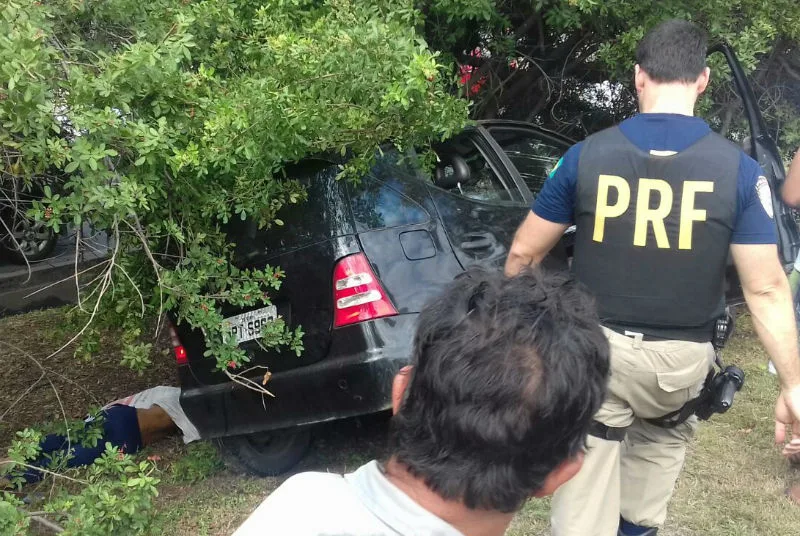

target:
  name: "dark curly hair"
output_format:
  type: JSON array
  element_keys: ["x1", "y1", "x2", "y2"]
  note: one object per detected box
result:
[{"x1": 388, "y1": 268, "x2": 610, "y2": 513}]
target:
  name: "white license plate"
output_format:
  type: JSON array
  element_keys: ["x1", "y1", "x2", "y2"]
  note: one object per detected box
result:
[{"x1": 223, "y1": 306, "x2": 278, "y2": 344}]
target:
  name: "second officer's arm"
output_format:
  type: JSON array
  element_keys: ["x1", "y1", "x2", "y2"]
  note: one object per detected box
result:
[
  {"x1": 730, "y1": 159, "x2": 800, "y2": 446},
  {"x1": 781, "y1": 148, "x2": 800, "y2": 208},
  {"x1": 505, "y1": 146, "x2": 580, "y2": 276}
]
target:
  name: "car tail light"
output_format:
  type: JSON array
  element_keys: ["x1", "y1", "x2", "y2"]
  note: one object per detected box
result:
[
  {"x1": 168, "y1": 322, "x2": 189, "y2": 365},
  {"x1": 333, "y1": 253, "x2": 397, "y2": 328}
]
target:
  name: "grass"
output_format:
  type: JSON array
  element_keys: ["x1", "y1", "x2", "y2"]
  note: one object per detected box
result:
[{"x1": 2, "y1": 307, "x2": 800, "y2": 534}]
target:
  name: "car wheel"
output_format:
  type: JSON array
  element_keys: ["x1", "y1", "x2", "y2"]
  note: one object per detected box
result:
[
  {"x1": 215, "y1": 428, "x2": 311, "y2": 476},
  {"x1": 3, "y1": 217, "x2": 57, "y2": 263}
]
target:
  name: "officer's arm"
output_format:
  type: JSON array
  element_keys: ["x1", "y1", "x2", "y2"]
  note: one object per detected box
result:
[
  {"x1": 505, "y1": 212, "x2": 569, "y2": 276},
  {"x1": 781, "y1": 148, "x2": 800, "y2": 208},
  {"x1": 731, "y1": 243, "x2": 800, "y2": 388},
  {"x1": 506, "y1": 147, "x2": 580, "y2": 276}
]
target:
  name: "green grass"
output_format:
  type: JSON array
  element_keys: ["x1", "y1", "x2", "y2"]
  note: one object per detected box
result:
[
  {"x1": 168, "y1": 442, "x2": 226, "y2": 485},
  {"x1": 4, "y1": 307, "x2": 800, "y2": 535},
  {"x1": 661, "y1": 314, "x2": 800, "y2": 536}
]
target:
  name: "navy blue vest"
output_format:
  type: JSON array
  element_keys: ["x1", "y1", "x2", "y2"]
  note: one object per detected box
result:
[{"x1": 572, "y1": 126, "x2": 739, "y2": 341}]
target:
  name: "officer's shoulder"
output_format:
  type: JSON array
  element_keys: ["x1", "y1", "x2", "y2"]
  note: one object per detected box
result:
[
  {"x1": 705, "y1": 131, "x2": 752, "y2": 158},
  {"x1": 582, "y1": 125, "x2": 621, "y2": 143}
]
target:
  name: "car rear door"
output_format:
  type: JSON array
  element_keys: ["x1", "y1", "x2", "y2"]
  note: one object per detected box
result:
[
  {"x1": 347, "y1": 151, "x2": 464, "y2": 314},
  {"x1": 701, "y1": 43, "x2": 800, "y2": 302},
  {"x1": 707, "y1": 44, "x2": 799, "y2": 268},
  {"x1": 178, "y1": 160, "x2": 361, "y2": 386},
  {"x1": 425, "y1": 128, "x2": 568, "y2": 271},
  {"x1": 478, "y1": 122, "x2": 574, "y2": 266}
]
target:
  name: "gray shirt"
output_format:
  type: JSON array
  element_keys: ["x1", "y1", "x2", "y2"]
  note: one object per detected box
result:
[{"x1": 233, "y1": 460, "x2": 465, "y2": 535}]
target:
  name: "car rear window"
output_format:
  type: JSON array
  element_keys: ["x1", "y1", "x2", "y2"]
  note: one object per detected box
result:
[
  {"x1": 229, "y1": 160, "x2": 354, "y2": 259},
  {"x1": 348, "y1": 153, "x2": 429, "y2": 232}
]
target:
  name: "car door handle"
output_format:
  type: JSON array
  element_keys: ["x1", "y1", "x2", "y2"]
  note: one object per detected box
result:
[{"x1": 460, "y1": 232, "x2": 495, "y2": 251}]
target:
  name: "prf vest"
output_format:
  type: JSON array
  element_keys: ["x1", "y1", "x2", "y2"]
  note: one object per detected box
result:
[{"x1": 572, "y1": 126, "x2": 739, "y2": 342}]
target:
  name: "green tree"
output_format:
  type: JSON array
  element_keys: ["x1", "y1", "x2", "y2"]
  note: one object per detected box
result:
[
  {"x1": 422, "y1": 0, "x2": 800, "y2": 156},
  {"x1": 0, "y1": 0, "x2": 469, "y2": 377}
]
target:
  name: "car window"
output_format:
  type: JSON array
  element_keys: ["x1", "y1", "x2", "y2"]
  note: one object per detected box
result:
[
  {"x1": 349, "y1": 153, "x2": 429, "y2": 232},
  {"x1": 487, "y1": 127, "x2": 563, "y2": 196},
  {"x1": 433, "y1": 132, "x2": 522, "y2": 204},
  {"x1": 228, "y1": 160, "x2": 353, "y2": 258}
]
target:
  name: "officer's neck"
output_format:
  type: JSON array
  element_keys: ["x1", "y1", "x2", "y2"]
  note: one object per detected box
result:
[{"x1": 638, "y1": 84, "x2": 697, "y2": 117}]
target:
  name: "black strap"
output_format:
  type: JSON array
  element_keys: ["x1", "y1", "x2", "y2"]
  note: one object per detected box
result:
[
  {"x1": 588, "y1": 420, "x2": 629, "y2": 441},
  {"x1": 645, "y1": 370, "x2": 716, "y2": 429}
]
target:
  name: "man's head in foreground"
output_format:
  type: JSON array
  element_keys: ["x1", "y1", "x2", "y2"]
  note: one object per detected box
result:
[
  {"x1": 233, "y1": 269, "x2": 610, "y2": 536},
  {"x1": 634, "y1": 19, "x2": 710, "y2": 114},
  {"x1": 388, "y1": 268, "x2": 609, "y2": 514}
]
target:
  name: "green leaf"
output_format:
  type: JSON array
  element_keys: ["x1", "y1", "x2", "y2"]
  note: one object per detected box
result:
[
  {"x1": 64, "y1": 161, "x2": 79, "y2": 173},
  {"x1": 134, "y1": 156, "x2": 146, "y2": 166}
]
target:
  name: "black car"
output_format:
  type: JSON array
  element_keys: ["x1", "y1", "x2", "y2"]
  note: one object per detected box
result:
[
  {"x1": 170, "y1": 44, "x2": 800, "y2": 475},
  {"x1": 0, "y1": 181, "x2": 59, "y2": 264}
]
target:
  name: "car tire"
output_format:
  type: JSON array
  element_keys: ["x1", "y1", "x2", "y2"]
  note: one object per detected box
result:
[
  {"x1": 3, "y1": 218, "x2": 57, "y2": 264},
  {"x1": 215, "y1": 428, "x2": 311, "y2": 476}
]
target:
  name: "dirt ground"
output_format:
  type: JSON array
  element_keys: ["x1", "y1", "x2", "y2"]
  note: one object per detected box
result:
[{"x1": 0, "y1": 307, "x2": 175, "y2": 448}]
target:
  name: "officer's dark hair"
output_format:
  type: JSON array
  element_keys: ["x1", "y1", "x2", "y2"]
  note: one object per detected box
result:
[
  {"x1": 636, "y1": 19, "x2": 708, "y2": 83},
  {"x1": 388, "y1": 268, "x2": 610, "y2": 513}
]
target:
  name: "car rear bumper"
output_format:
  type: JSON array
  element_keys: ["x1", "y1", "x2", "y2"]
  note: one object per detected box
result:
[{"x1": 180, "y1": 314, "x2": 417, "y2": 439}]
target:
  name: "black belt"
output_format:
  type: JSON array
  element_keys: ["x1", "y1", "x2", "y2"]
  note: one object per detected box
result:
[{"x1": 587, "y1": 420, "x2": 629, "y2": 441}]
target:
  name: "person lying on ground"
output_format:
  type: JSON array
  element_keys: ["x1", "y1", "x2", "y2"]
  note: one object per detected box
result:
[
  {"x1": 2, "y1": 386, "x2": 199, "y2": 485},
  {"x1": 233, "y1": 268, "x2": 611, "y2": 536}
]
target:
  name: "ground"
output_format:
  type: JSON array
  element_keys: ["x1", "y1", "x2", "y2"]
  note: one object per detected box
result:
[{"x1": 1, "y1": 306, "x2": 800, "y2": 535}]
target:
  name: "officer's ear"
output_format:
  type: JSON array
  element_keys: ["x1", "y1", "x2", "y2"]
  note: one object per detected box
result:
[
  {"x1": 532, "y1": 451, "x2": 585, "y2": 498},
  {"x1": 634, "y1": 64, "x2": 645, "y2": 95},
  {"x1": 696, "y1": 66, "x2": 711, "y2": 95}
]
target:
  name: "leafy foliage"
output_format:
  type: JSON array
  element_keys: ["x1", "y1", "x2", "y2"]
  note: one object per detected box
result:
[
  {"x1": 0, "y1": 493, "x2": 29, "y2": 536},
  {"x1": 1, "y1": 437, "x2": 159, "y2": 535},
  {"x1": 169, "y1": 441, "x2": 224, "y2": 484},
  {"x1": 46, "y1": 446, "x2": 160, "y2": 536},
  {"x1": 0, "y1": 0, "x2": 469, "y2": 374},
  {"x1": 422, "y1": 0, "x2": 800, "y2": 155}
]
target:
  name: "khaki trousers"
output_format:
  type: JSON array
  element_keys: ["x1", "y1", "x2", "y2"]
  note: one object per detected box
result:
[{"x1": 550, "y1": 327, "x2": 715, "y2": 536}]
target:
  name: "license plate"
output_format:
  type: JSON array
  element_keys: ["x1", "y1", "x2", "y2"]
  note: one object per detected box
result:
[{"x1": 223, "y1": 306, "x2": 278, "y2": 344}]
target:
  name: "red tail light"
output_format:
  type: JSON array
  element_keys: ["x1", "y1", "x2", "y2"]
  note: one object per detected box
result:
[
  {"x1": 168, "y1": 322, "x2": 189, "y2": 365},
  {"x1": 333, "y1": 254, "x2": 397, "y2": 328},
  {"x1": 174, "y1": 345, "x2": 188, "y2": 365}
]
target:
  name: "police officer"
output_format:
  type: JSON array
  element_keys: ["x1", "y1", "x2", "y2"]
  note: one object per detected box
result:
[{"x1": 505, "y1": 19, "x2": 800, "y2": 536}]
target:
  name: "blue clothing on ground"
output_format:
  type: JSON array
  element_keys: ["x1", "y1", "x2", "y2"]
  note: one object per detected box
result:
[
  {"x1": 22, "y1": 404, "x2": 141, "y2": 483},
  {"x1": 532, "y1": 113, "x2": 776, "y2": 245}
]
